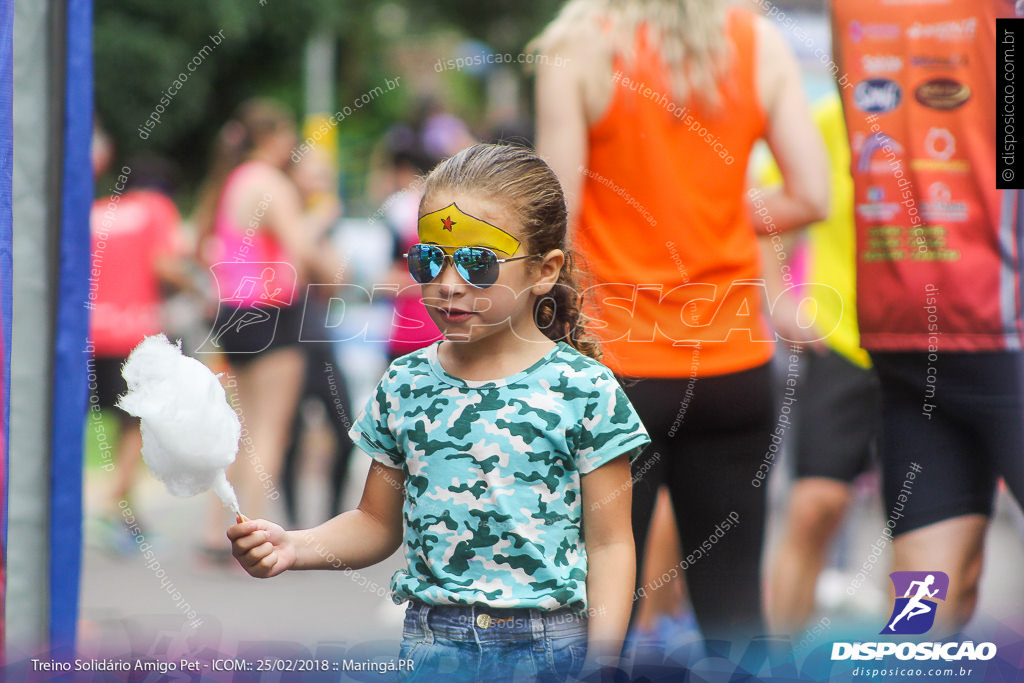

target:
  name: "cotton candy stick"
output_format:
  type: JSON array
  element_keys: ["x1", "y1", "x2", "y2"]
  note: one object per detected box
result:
[
  {"x1": 213, "y1": 470, "x2": 246, "y2": 524},
  {"x1": 117, "y1": 334, "x2": 246, "y2": 523}
]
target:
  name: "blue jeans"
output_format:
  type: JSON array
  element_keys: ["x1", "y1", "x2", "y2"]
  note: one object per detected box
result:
[{"x1": 397, "y1": 600, "x2": 588, "y2": 682}]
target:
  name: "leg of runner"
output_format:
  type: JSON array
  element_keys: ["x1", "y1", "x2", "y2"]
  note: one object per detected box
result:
[
  {"x1": 872, "y1": 352, "x2": 999, "y2": 636},
  {"x1": 769, "y1": 478, "x2": 851, "y2": 633},
  {"x1": 634, "y1": 488, "x2": 688, "y2": 633},
  {"x1": 768, "y1": 350, "x2": 879, "y2": 634},
  {"x1": 891, "y1": 515, "x2": 987, "y2": 636}
]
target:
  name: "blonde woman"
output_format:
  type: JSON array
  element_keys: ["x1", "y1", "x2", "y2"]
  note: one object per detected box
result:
[{"x1": 532, "y1": 0, "x2": 828, "y2": 643}]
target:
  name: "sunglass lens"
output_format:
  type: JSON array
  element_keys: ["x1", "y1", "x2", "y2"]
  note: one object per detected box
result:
[
  {"x1": 408, "y1": 244, "x2": 444, "y2": 284},
  {"x1": 454, "y1": 247, "x2": 499, "y2": 288}
]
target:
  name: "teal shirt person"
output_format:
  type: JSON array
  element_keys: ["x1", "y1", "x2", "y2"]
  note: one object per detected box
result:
[{"x1": 349, "y1": 340, "x2": 650, "y2": 611}]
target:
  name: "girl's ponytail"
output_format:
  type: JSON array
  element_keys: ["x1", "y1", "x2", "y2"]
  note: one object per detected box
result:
[{"x1": 533, "y1": 250, "x2": 602, "y2": 360}]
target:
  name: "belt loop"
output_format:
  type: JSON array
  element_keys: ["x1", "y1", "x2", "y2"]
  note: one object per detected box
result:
[
  {"x1": 418, "y1": 602, "x2": 434, "y2": 645},
  {"x1": 530, "y1": 608, "x2": 546, "y2": 643}
]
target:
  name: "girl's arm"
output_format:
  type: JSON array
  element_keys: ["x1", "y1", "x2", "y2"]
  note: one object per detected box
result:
[
  {"x1": 580, "y1": 453, "x2": 636, "y2": 669},
  {"x1": 228, "y1": 461, "x2": 405, "y2": 578}
]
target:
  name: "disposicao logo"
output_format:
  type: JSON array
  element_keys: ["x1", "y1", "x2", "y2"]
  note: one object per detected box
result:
[
  {"x1": 882, "y1": 571, "x2": 948, "y2": 635},
  {"x1": 831, "y1": 571, "x2": 997, "y2": 663}
]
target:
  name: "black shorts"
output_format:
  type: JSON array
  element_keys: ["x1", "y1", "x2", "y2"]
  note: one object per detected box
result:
[
  {"x1": 792, "y1": 350, "x2": 880, "y2": 482},
  {"x1": 870, "y1": 351, "x2": 1024, "y2": 536},
  {"x1": 207, "y1": 302, "x2": 304, "y2": 366},
  {"x1": 90, "y1": 356, "x2": 128, "y2": 409}
]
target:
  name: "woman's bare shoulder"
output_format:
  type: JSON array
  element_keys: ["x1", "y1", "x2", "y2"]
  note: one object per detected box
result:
[
  {"x1": 538, "y1": 24, "x2": 615, "y2": 124},
  {"x1": 752, "y1": 13, "x2": 801, "y2": 117}
]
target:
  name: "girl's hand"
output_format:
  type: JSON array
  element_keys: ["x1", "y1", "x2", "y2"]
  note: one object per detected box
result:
[{"x1": 227, "y1": 519, "x2": 296, "y2": 578}]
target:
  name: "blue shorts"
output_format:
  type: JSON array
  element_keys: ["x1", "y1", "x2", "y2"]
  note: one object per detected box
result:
[{"x1": 397, "y1": 600, "x2": 588, "y2": 682}]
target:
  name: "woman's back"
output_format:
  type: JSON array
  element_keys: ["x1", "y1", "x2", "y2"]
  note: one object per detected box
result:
[
  {"x1": 208, "y1": 160, "x2": 295, "y2": 307},
  {"x1": 576, "y1": 8, "x2": 772, "y2": 377}
]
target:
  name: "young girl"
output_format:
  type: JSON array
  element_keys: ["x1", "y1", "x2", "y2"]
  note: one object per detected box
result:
[{"x1": 228, "y1": 144, "x2": 650, "y2": 681}]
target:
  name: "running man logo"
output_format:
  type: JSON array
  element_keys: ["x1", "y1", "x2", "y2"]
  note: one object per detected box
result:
[
  {"x1": 197, "y1": 261, "x2": 298, "y2": 355},
  {"x1": 881, "y1": 571, "x2": 949, "y2": 635}
]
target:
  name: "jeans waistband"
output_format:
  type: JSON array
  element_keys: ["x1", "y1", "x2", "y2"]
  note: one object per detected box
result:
[{"x1": 404, "y1": 600, "x2": 589, "y2": 643}]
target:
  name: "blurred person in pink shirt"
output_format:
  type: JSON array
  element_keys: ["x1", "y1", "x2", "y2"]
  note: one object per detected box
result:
[{"x1": 88, "y1": 123, "x2": 189, "y2": 549}]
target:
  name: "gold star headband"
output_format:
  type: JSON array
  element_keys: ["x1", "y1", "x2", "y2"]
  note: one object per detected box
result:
[{"x1": 417, "y1": 203, "x2": 521, "y2": 255}]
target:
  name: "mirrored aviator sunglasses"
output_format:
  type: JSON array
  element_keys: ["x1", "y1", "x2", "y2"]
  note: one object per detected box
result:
[{"x1": 404, "y1": 243, "x2": 535, "y2": 289}]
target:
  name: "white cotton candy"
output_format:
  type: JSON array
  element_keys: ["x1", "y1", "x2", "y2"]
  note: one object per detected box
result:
[{"x1": 118, "y1": 334, "x2": 242, "y2": 515}]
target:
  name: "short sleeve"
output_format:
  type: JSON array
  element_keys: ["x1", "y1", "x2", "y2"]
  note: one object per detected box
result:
[
  {"x1": 575, "y1": 370, "x2": 650, "y2": 475},
  {"x1": 348, "y1": 373, "x2": 404, "y2": 469}
]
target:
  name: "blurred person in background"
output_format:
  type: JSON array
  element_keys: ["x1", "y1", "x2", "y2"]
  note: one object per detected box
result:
[
  {"x1": 279, "y1": 146, "x2": 354, "y2": 526},
  {"x1": 832, "y1": 0, "x2": 1024, "y2": 635},
  {"x1": 366, "y1": 97, "x2": 475, "y2": 208},
  {"x1": 756, "y1": 92, "x2": 881, "y2": 635},
  {"x1": 412, "y1": 95, "x2": 477, "y2": 163},
  {"x1": 532, "y1": 0, "x2": 828, "y2": 643},
  {"x1": 365, "y1": 106, "x2": 474, "y2": 362},
  {"x1": 89, "y1": 122, "x2": 189, "y2": 551},
  {"x1": 194, "y1": 98, "x2": 340, "y2": 557},
  {"x1": 373, "y1": 125, "x2": 444, "y2": 362}
]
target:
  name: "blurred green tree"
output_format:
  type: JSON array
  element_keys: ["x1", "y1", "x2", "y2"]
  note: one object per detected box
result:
[
  {"x1": 95, "y1": 0, "x2": 353, "y2": 198},
  {"x1": 94, "y1": 0, "x2": 565, "y2": 208},
  {"x1": 409, "y1": 0, "x2": 562, "y2": 52}
]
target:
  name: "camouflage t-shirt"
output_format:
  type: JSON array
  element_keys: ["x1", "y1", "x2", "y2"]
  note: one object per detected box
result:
[{"x1": 349, "y1": 340, "x2": 650, "y2": 610}]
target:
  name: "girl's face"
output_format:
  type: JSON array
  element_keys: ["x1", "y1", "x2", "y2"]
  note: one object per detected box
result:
[{"x1": 416, "y1": 192, "x2": 562, "y2": 346}]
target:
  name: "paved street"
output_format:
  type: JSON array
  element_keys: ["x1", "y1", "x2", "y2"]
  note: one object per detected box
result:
[
  {"x1": 78, "y1": 453, "x2": 410, "y2": 661},
  {"x1": 75, "y1": 447, "x2": 1024, "y2": 672}
]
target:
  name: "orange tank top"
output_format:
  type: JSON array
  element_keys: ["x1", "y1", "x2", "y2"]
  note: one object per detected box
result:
[{"x1": 577, "y1": 8, "x2": 771, "y2": 378}]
